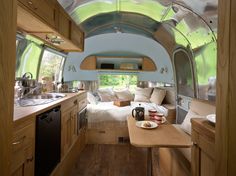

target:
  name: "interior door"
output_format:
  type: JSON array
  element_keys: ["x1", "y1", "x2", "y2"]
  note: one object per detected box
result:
[{"x1": 173, "y1": 48, "x2": 196, "y2": 124}]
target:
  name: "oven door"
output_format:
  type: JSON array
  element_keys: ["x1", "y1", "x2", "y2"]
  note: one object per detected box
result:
[{"x1": 77, "y1": 107, "x2": 87, "y2": 134}]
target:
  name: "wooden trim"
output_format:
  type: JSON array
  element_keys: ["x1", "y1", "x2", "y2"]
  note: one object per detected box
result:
[
  {"x1": 142, "y1": 57, "x2": 157, "y2": 71},
  {"x1": 80, "y1": 55, "x2": 97, "y2": 70},
  {"x1": 0, "y1": 0, "x2": 16, "y2": 175},
  {"x1": 216, "y1": 0, "x2": 236, "y2": 175}
]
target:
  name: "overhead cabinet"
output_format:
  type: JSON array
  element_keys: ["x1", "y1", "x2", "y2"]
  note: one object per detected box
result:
[
  {"x1": 17, "y1": 0, "x2": 84, "y2": 52},
  {"x1": 18, "y1": 0, "x2": 57, "y2": 28}
]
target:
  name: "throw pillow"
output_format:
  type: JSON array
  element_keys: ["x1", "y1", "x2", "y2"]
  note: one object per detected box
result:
[
  {"x1": 150, "y1": 88, "x2": 166, "y2": 105},
  {"x1": 114, "y1": 89, "x2": 134, "y2": 101},
  {"x1": 134, "y1": 87, "x2": 153, "y2": 102},
  {"x1": 180, "y1": 110, "x2": 204, "y2": 135},
  {"x1": 87, "y1": 92, "x2": 98, "y2": 105},
  {"x1": 97, "y1": 88, "x2": 117, "y2": 102}
]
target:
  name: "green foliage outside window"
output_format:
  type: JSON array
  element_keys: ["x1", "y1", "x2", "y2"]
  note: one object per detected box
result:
[
  {"x1": 16, "y1": 42, "x2": 42, "y2": 79},
  {"x1": 99, "y1": 74, "x2": 137, "y2": 92}
]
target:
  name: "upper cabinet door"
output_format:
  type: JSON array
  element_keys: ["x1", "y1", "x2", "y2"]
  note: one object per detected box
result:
[
  {"x1": 58, "y1": 9, "x2": 70, "y2": 39},
  {"x1": 18, "y1": 0, "x2": 57, "y2": 28},
  {"x1": 70, "y1": 22, "x2": 84, "y2": 52}
]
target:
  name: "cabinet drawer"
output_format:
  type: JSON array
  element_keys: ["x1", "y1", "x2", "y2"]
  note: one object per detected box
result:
[
  {"x1": 12, "y1": 123, "x2": 35, "y2": 152},
  {"x1": 18, "y1": 0, "x2": 56, "y2": 28},
  {"x1": 61, "y1": 97, "x2": 78, "y2": 113},
  {"x1": 78, "y1": 98, "x2": 87, "y2": 112}
]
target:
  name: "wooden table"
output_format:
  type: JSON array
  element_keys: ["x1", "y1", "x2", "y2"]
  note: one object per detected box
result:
[{"x1": 127, "y1": 116, "x2": 192, "y2": 176}]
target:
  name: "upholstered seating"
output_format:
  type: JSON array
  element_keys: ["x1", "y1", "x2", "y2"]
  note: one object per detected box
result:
[{"x1": 159, "y1": 98, "x2": 215, "y2": 176}]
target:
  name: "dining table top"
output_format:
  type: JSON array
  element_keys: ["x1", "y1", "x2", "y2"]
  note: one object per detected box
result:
[{"x1": 127, "y1": 116, "x2": 192, "y2": 148}]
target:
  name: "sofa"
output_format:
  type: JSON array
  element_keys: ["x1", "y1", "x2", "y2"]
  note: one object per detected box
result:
[{"x1": 158, "y1": 98, "x2": 215, "y2": 176}]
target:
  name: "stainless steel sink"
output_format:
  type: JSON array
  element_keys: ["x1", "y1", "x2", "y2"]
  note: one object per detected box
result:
[
  {"x1": 17, "y1": 93, "x2": 66, "y2": 106},
  {"x1": 26, "y1": 93, "x2": 66, "y2": 99}
]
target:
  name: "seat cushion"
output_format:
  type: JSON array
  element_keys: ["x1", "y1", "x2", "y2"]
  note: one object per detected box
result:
[{"x1": 173, "y1": 124, "x2": 191, "y2": 162}]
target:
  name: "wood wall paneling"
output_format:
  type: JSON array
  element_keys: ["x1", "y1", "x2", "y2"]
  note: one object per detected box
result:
[
  {"x1": 228, "y1": 0, "x2": 236, "y2": 175},
  {"x1": 216, "y1": 0, "x2": 236, "y2": 175},
  {"x1": 0, "y1": 0, "x2": 16, "y2": 175}
]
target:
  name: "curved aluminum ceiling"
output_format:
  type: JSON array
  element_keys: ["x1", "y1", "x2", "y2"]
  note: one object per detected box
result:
[{"x1": 57, "y1": 0, "x2": 217, "y2": 49}]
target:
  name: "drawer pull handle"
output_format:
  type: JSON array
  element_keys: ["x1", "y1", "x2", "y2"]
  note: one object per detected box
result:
[
  {"x1": 26, "y1": 156, "x2": 34, "y2": 163},
  {"x1": 27, "y1": 1, "x2": 38, "y2": 10},
  {"x1": 28, "y1": 1, "x2": 33, "y2": 5},
  {"x1": 12, "y1": 136, "x2": 26, "y2": 145},
  {"x1": 74, "y1": 100, "x2": 78, "y2": 105}
]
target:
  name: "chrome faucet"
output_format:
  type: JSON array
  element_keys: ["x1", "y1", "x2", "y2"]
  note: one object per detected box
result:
[{"x1": 20, "y1": 85, "x2": 41, "y2": 99}]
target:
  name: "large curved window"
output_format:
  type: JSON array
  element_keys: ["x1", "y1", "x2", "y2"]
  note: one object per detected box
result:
[
  {"x1": 16, "y1": 41, "x2": 42, "y2": 79},
  {"x1": 194, "y1": 42, "x2": 217, "y2": 101}
]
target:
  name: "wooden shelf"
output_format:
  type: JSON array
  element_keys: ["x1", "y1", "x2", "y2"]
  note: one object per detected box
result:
[
  {"x1": 96, "y1": 69, "x2": 140, "y2": 72},
  {"x1": 80, "y1": 55, "x2": 157, "y2": 72}
]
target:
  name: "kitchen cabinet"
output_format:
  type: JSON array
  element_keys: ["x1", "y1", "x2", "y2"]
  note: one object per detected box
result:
[
  {"x1": 58, "y1": 7, "x2": 70, "y2": 39},
  {"x1": 11, "y1": 118, "x2": 35, "y2": 176},
  {"x1": 191, "y1": 118, "x2": 215, "y2": 176},
  {"x1": 61, "y1": 98, "x2": 78, "y2": 158},
  {"x1": 17, "y1": 0, "x2": 84, "y2": 52},
  {"x1": 18, "y1": 0, "x2": 57, "y2": 28},
  {"x1": 70, "y1": 22, "x2": 84, "y2": 51}
]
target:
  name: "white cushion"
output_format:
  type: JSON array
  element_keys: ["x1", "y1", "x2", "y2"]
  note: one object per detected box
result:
[
  {"x1": 114, "y1": 89, "x2": 134, "y2": 101},
  {"x1": 134, "y1": 87, "x2": 153, "y2": 102},
  {"x1": 97, "y1": 88, "x2": 117, "y2": 102},
  {"x1": 87, "y1": 92, "x2": 98, "y2": 105},
  {"x1": 180, "y1": 110, "x2": 204, "y2": 135},
  {"x1": 150, "y1": 88, "x2": 166, "y2": 105}
]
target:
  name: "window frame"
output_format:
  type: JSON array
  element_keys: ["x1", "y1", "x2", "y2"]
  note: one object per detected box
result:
[{"x1": 37, "y1": 47, "x2": 67, "y2": 83}]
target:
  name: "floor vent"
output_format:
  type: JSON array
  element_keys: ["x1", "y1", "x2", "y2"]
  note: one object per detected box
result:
[{"x1": 118, "y1": 137, "x2": 130, "y2": 143}]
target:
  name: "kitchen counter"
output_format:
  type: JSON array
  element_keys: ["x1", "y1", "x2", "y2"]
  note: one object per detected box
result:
[{"x1": 14, "y1": 91, "x2": 86, "y2": 126}]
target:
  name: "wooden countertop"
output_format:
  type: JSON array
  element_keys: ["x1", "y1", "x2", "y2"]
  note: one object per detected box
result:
[
  {"x1": 13, "y1": 91, "x2": 86, "y2": 125},
  {"x1": 191, "y1": 118, "x2": 215, "y2": 141},
  {"x1": 127, "y1": 116, "x2": 192, "y2": 148}
]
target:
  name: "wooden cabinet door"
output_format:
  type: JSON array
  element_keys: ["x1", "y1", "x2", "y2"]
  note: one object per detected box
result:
[
  {"x1": 11, "y1": 146, "x2": 34, "y2": 176},
  {"x1": 71, "y1": 106, "x2": 78, "y2": 144},
  {"x1": 61, "y1": 110, "x2": 72, "y2": 158},
  {"x1": 70, "y1": 22, "x2": 84, "y2": 51},
  {"x1": 18, "y1": 0, "x2": 56, "y2": 28},
  {"x1": 58, "y1": 9, "x2": 70, "y2": 38}
]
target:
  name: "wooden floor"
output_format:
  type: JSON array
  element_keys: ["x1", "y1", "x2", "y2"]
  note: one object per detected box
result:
[{"x1": 70, "y1": 144, "x2": 160, "y2": 176}]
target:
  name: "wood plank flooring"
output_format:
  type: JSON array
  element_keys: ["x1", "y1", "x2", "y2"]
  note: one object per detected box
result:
[{"x1": 70, "y1": 144, "x2": 160, "y2": 176}]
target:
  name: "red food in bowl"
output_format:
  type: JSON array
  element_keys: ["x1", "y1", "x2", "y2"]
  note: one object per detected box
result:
[
  {"x1": 148, "y1": 109, "x2": 157, "y2": 113},
  {"x1": 153, "y1": 115, "x2": 162, "y2": 121}
]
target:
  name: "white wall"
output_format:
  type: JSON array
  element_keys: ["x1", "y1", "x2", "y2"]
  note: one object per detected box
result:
[{"x1": 64, "y1": 33, "x2": 174, "y2": 83}]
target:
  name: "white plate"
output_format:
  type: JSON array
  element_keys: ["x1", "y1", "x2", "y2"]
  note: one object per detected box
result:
[
  {"x1": 136, "y1": 121, "x2": 158, "y2": 129},
  {"x1": 206, "y1": 114, "x2": 216, "y2": 123}
]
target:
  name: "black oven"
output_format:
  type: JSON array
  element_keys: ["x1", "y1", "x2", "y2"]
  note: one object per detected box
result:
[{"x1": 77, "y1": 107, "x2": 87, "y2": 134}]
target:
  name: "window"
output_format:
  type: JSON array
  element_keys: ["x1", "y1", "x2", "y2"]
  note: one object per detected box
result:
[
  {"x1": 174, "y1": 50, "x2": 195, "y2": 98},
  {"x1": 38, "y1": 49, "x2": 66, "y2": 83},
  {"x1": 99, "y1": 74, "x2": 138, "y2": 92},
  {"x1": 16, "y1": 41, "x2": 42, "y2": 79},
  {"x1": 194, "y1": 42, "x2": 217, "y2": 101}
]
